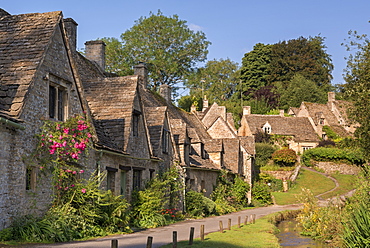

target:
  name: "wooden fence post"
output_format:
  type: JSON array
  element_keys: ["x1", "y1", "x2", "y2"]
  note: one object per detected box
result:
[
  {"x1": 228, "y1": 219, "x2": 231, "y2": 230},
  {"x1": 147, "y1": 236, "x2": 153, "y2": 248},
  {"x1": 111, "y1": 239, "x2": 118, "y2": 248},
  {"x1": 173, "y1": 231, "x2": 177, "y2": 248},
  {"x1": 200, "y1": 225, "x2": 205, "y2": 241},
  {"x1": 244, "y1": 215, "x2": 248, "y2": 225},
  {"x1": 219, "y1": 220, "x2": 223, "y2": 233},
  {"x1": 238, "y1": 216, "x2": 241, "y2": 228},
  {"x1": 189, "y1": 227, "x2": 195, "y2": 245}
]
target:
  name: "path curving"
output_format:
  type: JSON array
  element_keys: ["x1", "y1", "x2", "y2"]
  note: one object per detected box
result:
[{"x1": 301, "y1": 166, "x2": 355, "y2": 207}]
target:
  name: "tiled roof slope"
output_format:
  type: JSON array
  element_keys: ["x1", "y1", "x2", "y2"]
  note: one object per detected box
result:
[
  {"x1": 145, "y1": 106, "x2": 167, "y2": 156},
  {"x1": 140, "y1": 88, "x2": 212, "y2": 143},
  {"x1": 223, "y1": 138, "x2": 240, "y2": 174},
  {"x1": 245, "y1": 115, "x2": 319, "y2": 142},
  {"x1": 239, "y1": 136, "x2": 255, "y2": 155},
  {"x1": 82, "y1": 76, "x2": 138, "y2": 151},
  {"x1": 0, "y1": 11, "x2": 62, "y2": 117}
]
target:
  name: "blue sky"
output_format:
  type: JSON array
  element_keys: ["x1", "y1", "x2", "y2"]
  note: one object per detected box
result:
[{"x1": 3, "y1": 0, "x2": 370, "y2": 92}]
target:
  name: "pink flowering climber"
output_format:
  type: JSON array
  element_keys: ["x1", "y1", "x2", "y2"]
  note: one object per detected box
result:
[{"x1": 81, "y1": 188, "x2": 86, "y2": 193}]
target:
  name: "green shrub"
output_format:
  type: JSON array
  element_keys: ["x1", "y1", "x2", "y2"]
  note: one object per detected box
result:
[
  {"x1": 131, "y1": 165, "x2": 183, "y2": 228},
  {"x1": 185, "y1": 190, "x2": 216, "y2": 217},
  {"x1": 255, "y1": 143, "x2": 277, "y2": 167},
  {"x1": 271, "y1": 148, "x2": 297, "y2": 166},
  {"x1": 302, "y1": 147, "x2": 364, "y2": 166},
  {"x1": 231, "y1": 176, "x2": 250, "y2": 205},
  {"x1": 322, "y1": 125, "x2": 340, "y2": 140},
  {"x1": 252, "y1": 181, "x2": 272, "y2": 206}
]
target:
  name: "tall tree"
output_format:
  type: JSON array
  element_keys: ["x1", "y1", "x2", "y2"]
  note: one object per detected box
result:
[
  {"x1": 343, "y1": 31, "x2": 370, "y2": 159},
  {"x1": 277, "y1": 74, "x2": 327, "y2": 110},
  {"x1": 183, "y1": 58, "x2": 240, "y2": 104},
  {"x1": 239, "y1": 43, "x2": 272, "y2": 100},
  {"x1": 268, "y1": 36, "x2": 334, "y2": 90},
  {"x1": 102, "y1": 10, "x2": 211, "y2": 93}
]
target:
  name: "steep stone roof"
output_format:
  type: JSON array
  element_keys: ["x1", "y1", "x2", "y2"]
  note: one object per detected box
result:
[
  {"x1": 244, "y1": 115, "x2": 319, "y2": 142},
  {"x1": 83, "y1": 76, "x2": 138, "y2": 151},
  {"x1": 0, "y1": 11, "x2": 62, "y2": 117},
  {"x1": 222, "y1": 138, "x2": 240, "y2": 174},
  {"x1": 239, "y1": 136, "x2": 255, "y2": 155},
  {"x1": 189, "y1": 154, "x2": 219, "y2": 170},
  {"x1": 145, "y1": 106, "x2": 167, "y2": 156}
]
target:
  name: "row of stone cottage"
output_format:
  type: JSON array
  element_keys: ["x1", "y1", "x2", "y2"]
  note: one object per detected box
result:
[
  {"x1": 0, "y1": 9, "x2": 356, "y2": 230},
  {"x1": 0, "y1": 9, "x2": 257, "y2": 230}
]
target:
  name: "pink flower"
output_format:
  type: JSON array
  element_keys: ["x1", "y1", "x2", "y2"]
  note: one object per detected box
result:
[
  {"x1": 39, "y1": 166, "x2": 44, "y2": 170},
  {"x1": 71, "y1": 153, "x2": 79, "y2": 159},
  {"x1": 62, "y1": 141, "x2": 67, "y2": 147},
  {"x1": 79, "y1": 170, "x2": 84, "y2": 173},
  {"x1": 64, "y1": 187, "x2": 69, "y2": 190},
  {"x1": 81, "y1": 188, "x2": 86, "y2": 193},
  {"x1": 72, "y1": 171, "x2": 77, "y2": 174},
  {"x1": 63, "y1": 128, "x2": 69, "y2": 134},
  {"x1": 87, "y1": 133, "x2": 92, "y2": 138},
  {"x1": 49, "y1": 134, "x2": 53, "y2": 138},
  {"x1": 71, "y1": 184, "x2": 75, "y2": 187},
  {"x1": 65, "y1": 169, "x2": 72, "y2": 173},
  {"x1": 59, "y1": 135, "x2": 63, "y2": 140}
]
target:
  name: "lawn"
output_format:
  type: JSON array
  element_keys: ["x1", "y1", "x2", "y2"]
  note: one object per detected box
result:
[
  {"x1": 272, "y1": 168, "x2": 336, "y2": 205},
  {"x1": 319, "y1": 173, "x2": 357, "y2": 199},
  {"x1": 160, "y1": 215, "x2": 280, "y2": 248}
]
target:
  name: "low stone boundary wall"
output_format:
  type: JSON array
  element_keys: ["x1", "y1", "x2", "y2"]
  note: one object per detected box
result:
[{"x1": 314, "y1": 161, "x2": 360, "y2": 175}]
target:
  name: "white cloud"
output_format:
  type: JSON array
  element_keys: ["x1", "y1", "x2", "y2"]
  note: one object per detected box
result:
[{"x1": 188, "y1": 23, "x2": 203, "y2": 32}]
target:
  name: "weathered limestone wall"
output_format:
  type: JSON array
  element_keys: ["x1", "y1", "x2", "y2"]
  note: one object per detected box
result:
[{"x1": 314, "y1": 161, "x2": 360, "y2": 175}]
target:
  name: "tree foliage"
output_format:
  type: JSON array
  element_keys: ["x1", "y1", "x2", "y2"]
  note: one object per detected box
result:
[
  {"x1": 343, "y1": 30, "x2": 370, "y2": 160},
  {"x1": 102, "y1": 10, "x2": 211, "y2": 93},
  {"x1": 183, "y1": 58, "x2": 240, "y2": 103}
]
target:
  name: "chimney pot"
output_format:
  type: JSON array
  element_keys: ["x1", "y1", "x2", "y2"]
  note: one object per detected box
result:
[
  {"x1": 202, "y1": 96, "x2": 209, "y2": 112},
  {"x1": 279, "y1": 109, "x2": 284, "y2": 117}
]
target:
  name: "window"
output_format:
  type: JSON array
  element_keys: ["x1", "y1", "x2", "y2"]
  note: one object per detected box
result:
[
  {"x1": 132, "y1": 110, "x2": 141, "y2": 137},
  {"x1": 48, "y1": 75, "x2": 69, "y2": 121},
  {"x1": 120, "y1": 171, "x2": 127, "y2": 197},
  {"x1": 26, "y1": 167, "x2": 36, "y2": 191},
  {"x1": 162, "y1": 128, "x2": 170, "y2": 154},
  {"x1": 262, "y1": 122, "x2": 271, "y2": 134},
  {"x1": 133, "y1": 170, "x2": 141, "y2": 190},
  {"x1": 106, "y1": 167, "x2": 118, "y2": 193},
  {"x1": 303, "y1": 146, "x2": 313, "y2": 151},
  {"x1": 319, "y1": 118, "x2": 325, "y2": 125}
]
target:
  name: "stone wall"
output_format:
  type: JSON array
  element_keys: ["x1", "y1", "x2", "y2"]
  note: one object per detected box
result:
[
  {"x1": 314, "y1": 161, "x2": 360, "y2": 175},
  {"x1": 261, "y1": 170, "x2": 293, "y2": 180}
]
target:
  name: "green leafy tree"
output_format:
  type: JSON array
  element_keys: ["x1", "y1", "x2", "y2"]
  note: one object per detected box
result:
[
  {"x1": 239, "y1": 43, "x2": 272, "y2": 100},
  {"x1": 277, "y1": 74, "x2": 327, "y2": 110},
  {"x1": 268, "y1": 36, "x2": 333, "y2": 90},
  {"x1": 343, "y1": 30, "x2": 370, "y2": 159},
  {"x1": 102, "y1": 10, "x2": 211, "y2": 93},
  {"x1": 184, "y1": 58, "x2": 240, "y2": 103}
]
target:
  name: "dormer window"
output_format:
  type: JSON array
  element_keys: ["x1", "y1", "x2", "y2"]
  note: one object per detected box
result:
[
  {"x1": 262, "y1": 122, "x2": 271, "y2": 134},
  {"x1": 319, "y1": 118, "x2": 325, "y2": 125}
]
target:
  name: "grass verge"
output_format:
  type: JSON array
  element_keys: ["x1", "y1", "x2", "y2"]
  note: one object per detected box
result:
[
  {"x1": 319, "y1": 173, "x2": 356, "y2": 199},
  {"x1": 272, "y1": 168, "x2": 335, "y2": 205},
  {"x1": 160, "y1": 215, "x2": 281, "y2": 248}
]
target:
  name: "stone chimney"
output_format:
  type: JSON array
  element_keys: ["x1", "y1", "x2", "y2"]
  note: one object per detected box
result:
[
  {"x1": 279, "y1": 109, "x2": 284, "y2": 117},
  {"x1": 190, "y1": 104, "x2": 197, "y2": 112},
  {"x1": 243, "y1": 106, "x2": 251, "y2": 115},
  {"x1": 85, "y1": 40, "x2": 106, "y2": 71},
  {"x1": 160, "y1": 84, "x2": 172, "y2": 103},
  {"x1": 63, "y1": 18, "x2": 78, "y2": 51},
  {"x1": 133, "y1": 62, "x2": 148, "y2": 89},
  {"x1": 328, "y1": 92, "x2": 335, "y2": 111},
  {"x1": 202, "y1": 96, "x2": 209, "y2": 112}
]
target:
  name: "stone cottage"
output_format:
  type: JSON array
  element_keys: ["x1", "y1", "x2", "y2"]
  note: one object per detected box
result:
[
  {"x1": 0, "y1": 10, "x2": 91, "y2": 229},
  {"x1": 292, "y1": 92, "x2": 357, "y2": 139},
  {"x1": 238, "y1": 106, "x2": 320, "y2": 154}
]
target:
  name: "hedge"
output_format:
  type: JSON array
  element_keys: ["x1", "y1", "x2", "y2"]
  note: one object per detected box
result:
[{"x1": 302, "y1": 147, "x2": 364, "y2": 166}]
